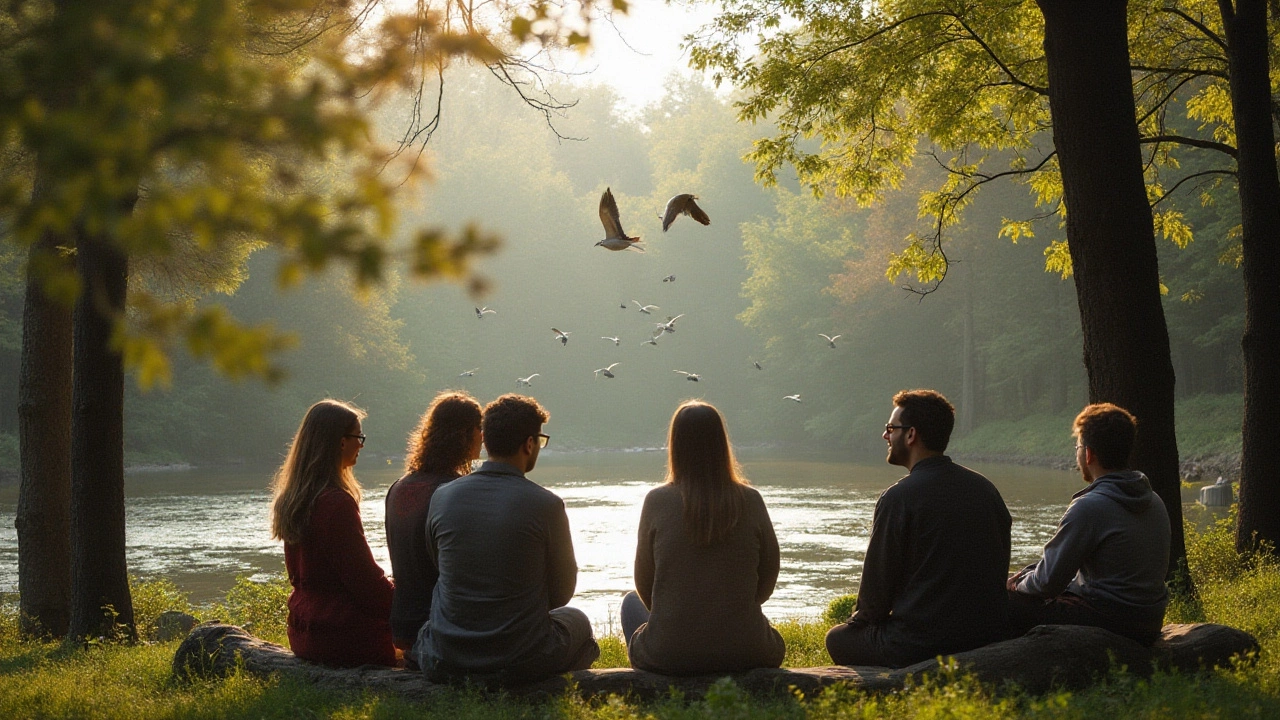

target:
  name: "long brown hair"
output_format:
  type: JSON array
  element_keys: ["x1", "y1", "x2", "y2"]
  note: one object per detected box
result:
[
  {"x1": 666, "y1": 400, "x2": 749, "y2": 545},
  {"x1": 270, "y1": 399, "x2": 366, "y2": 544},
  {"x1": 405, "y1": 390, "x2": 483, "y2": 476}
]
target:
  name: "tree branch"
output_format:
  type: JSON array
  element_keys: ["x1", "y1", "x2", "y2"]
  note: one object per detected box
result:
[
  {"x1": 1160, "y1": 7, "x2": 1228, "y2": 50},
  {"x1": 1140, "y1": 134, "x2": 1238, "y2": 158},
  {"x1": 1150, "y1": 168, "x2": 1237, "y2": 208}
]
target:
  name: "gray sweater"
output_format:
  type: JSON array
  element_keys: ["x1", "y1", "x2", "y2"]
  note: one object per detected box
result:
[
  {"x1": 1015, "y1": 471, "x2": 1170, "y2": 625},
  {"x1": 419, "y1": 461, "x2": 578, "y2": 676}
]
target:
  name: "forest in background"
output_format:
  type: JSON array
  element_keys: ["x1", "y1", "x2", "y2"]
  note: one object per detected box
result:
[{"x1": 0, "y1": 68, "x2": 1249, "y2": 470}]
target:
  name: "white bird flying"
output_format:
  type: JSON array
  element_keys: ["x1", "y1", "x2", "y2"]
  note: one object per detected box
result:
[
  {"x1": 475, "y1": 306, "x2": 496, "y2": 319},
  {"x1": 641, "y1": 336, "x2": 659, "y2": 346},
  {"x1": 552, "y1": 328, "x2": 571, "y2": 346},
  {"x1": 752, "y1": 360, "x2": 763, "y2": 370},
  {"x1": 595, "y1": 188, "x2": 644, "y2": 252},
  {"x1": 633, "y1": 301, "x2": 659, "y2": 314},
  {"x1": 594, "y1": 363, "x2": 620, "y2": 379},
  {"x1": 784, "y1": 394, "x2": 802, "y2": 403},
  {"x1": 655, "y1": 314, "x2": 685, "y2": 334},
  {"x1": 674, "y1": 370, "x2": 701, "y2": 382},
  {"x1": 819, "y1": 333, "x2": 842, "y2": 348},
  {"x1": 459, "y1": 368, "x2": 479, "y2": 377},
  {"x1": 661, "y1": 194, "x2": 711, "y2": 232},
  {"x1": 601, "y1": 336, "x2": 620, "y2": 346},
  {"x1": 662, "y1": 274, "x2": 676, "y2": 283},
  {"x1": 517, "y1": 374, "x2": 540, "y2": 387}
]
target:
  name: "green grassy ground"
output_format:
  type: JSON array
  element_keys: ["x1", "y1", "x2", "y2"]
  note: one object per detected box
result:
[
  {"x1": 950, "y1": 393, "x2": 1244, "y2": 460},
  {"x1": 2, "y1": 509, "x2": 1276, "y2": 718}
]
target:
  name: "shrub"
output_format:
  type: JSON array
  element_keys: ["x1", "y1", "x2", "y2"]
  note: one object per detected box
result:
[
  {"x1": 206, "y1": 575, "x2": 290, "y2": 643},
  {"x1": 823, "y1": 594, "x2": 857, "y2": 625},
  {"x1": 128, "y1": 576, "x2": 193, "y2": 641}
]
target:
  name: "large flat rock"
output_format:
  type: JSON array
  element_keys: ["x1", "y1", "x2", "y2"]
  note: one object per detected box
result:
[{"x1": 173, "y1": 621, "x2": 1258, "y2": 700}]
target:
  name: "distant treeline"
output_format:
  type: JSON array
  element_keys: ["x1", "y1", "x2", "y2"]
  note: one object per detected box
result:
[{"x1": 0, "y1": 71, "x2": 1246, "y2": 469}]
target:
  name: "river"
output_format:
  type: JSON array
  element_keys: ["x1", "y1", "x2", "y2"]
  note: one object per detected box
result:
[{"x1": 1, "y1": 450, "x2": 1110, "y2": 628}]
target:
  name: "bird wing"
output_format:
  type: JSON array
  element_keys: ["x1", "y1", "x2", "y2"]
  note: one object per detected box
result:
[
  {"x1": 607, "y1": 363, "x2": 620, "y2": 371},
  {"x1": 819, "y1": 334, "x2": 833, "y2": 341},
  {"x1": 529, "y1": 374, "x2": 539, "y2": 380},
  {"x1": 661, "y1": 194, "x2": 691, "y2": 232},
  {"x1": 685, "y1": 197, "x2": 711, "y2": 226},
  {"x1": 552, "y1": 328, "x2": 565, "y2": 337},
  {"x1": 832, "y1": 334, "x2": 842, "y2": 341},
  {"x1": 599, "y1": 188, "x2": 626, "y2": 239},
  {"x1": 669, "y1": 314, "x2": 684, "y2": 322}
]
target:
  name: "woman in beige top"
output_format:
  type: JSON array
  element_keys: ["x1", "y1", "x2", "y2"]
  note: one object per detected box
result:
[{"x1": 621, "y1": 401, "x2": 785, "y2": 675}]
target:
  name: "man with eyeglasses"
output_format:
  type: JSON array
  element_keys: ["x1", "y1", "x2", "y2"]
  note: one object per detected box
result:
[
  {"x1": 826, "y1": 389, "x2": 1012, "y2": 668},
  {"x1": 415, "y1": 394, "x2": 599, "y2": 682},
  {"x1": 1006, "y1": 403, "x2": 1169, "y2": 645}
]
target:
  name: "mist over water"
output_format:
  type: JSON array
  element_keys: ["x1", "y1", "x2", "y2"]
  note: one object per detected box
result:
[{"x1": 0, "y1": 452, "x2": 1086, "y2": 629}]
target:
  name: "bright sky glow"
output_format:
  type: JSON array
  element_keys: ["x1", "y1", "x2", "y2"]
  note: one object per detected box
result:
[{"x1": 547, "y1": 1, "x2": 722, "y2": 111}]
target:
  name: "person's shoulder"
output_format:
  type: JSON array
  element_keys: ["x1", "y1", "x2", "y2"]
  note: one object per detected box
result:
[{"x1": 313, "y1": 486, "x2": 358, "y2": 519}]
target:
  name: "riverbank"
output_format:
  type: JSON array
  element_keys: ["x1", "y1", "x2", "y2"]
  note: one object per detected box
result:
[
  {"x1": 950, "y1": 393, "x2": 1243, "y2": 481},
  {"x1": 1, "y1": 511, "x2": 1276, "y2": 718}
]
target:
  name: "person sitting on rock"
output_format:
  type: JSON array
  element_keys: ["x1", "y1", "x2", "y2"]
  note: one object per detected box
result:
[
  {"x1": 826, "y1": 389, "x2": 1012, "y2": 668},
  {"x1": 1008, "y1": 403, "x2": 1170, "y2": 645},
  {"x1": 384, "y1": 391, "x2": 483, "y2": 662},
  {"x1": 414, "y1": 394, "x2": 599, "y2": 682},
  {"x1": 270, "y1": 399, "x2": 395, "y2": 668},
  {"x1": 620, "y1": 401, "x2": 785, "y2": 675}
]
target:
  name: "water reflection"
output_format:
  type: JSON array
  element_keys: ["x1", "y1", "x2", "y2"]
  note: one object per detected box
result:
[{"x1": 0, "y1": 452, "x2": 1092, "y2": 627}]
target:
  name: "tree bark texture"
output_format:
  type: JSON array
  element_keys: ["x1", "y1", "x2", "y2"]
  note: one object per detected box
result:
[
  {"x1": 1035, "y1": 0, "x2": 1189, "y2": 586},
  {"x1": 67, "y1": 230, "x2": 134, "y2": 640},
  {"x1": 15, "y1": 183, "x2": 74, "y2": 637},
  {"x1": 173, "y1": 622, "x2": 1257, "y2": 700},
  {"x1": 1219, "y1": 0, "x2": 1280, "y2": 556}
]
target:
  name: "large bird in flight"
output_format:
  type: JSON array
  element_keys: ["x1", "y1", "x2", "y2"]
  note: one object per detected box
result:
[
  {"x1": 661, "y1": 194, "x2": 711, "y2": 232},
  {"x1": 596, "y1": 188, "x2": 644, "y2": 252}
]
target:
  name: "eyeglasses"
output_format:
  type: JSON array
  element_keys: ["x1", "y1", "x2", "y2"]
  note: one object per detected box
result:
[
  {"x1": 534, "y1": 433, "x2": 550, "y2": 449},
  {"x1": 344, "y1": 434, "x2": 367, "y2": 446},
  {"x1": 1074, "y1": 443, "x2": 1085, "y2": 451},
  {"x1": 884, "y1": 424, "x2": 911, "y2": 434}
]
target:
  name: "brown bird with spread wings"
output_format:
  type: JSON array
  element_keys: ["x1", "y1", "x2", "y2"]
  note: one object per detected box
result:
[
  {"x1": 661, "y1": 194, "x2": 711, "y2": 232},
  {"x1": 595, "y1": 188, "x2": 644, "y2": 252}
]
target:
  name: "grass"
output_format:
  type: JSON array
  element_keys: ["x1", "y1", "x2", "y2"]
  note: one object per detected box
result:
[
  {"x1": 951, "y1": 392, "x2": 1244, "y2": 460},
  {"x1": 2, "y1": 512, "x2": 1278, "y2": 718}
]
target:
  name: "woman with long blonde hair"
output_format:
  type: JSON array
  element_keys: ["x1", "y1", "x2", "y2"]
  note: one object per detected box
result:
[
  {"x1": 270, "y1": 399, "x2": 395, "y2": 668},
  {"x1": 621, "y1": 400, "x2": 785, "y2": 674},
  {"x1": 384, "y1": 391, "x2": 483, "y2": 657}
]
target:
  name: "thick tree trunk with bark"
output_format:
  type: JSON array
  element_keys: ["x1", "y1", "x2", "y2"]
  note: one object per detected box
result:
[
  {"x1": 1219, "y1": 0, "x2": 1280, "y2": 556},
  {"x1": 15, "y1": 187, "x2": 74, "y2": 637},
  {"x1": 1035, "y1": 0, "x2": 1189, "y2": 588},
  {"x1": 67, "y1": 230, "x2": 134, "y2": 640}
]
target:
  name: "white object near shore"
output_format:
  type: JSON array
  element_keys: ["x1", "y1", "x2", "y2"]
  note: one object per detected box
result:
[{"x1": 1199, "y1": 476, "x2": 1234, "y2": 507}]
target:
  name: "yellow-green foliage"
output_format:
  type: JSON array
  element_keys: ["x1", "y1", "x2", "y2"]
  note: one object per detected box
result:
[
  {"x1": 204, "y1": 575, "x2": 291, "y2": 645},
  {"x1": 128, "y1": 576, "x2": 194, "y2": 641}
]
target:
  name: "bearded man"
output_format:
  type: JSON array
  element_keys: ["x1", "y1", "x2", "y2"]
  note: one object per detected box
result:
[{"x1": 825, "y1": 389, "x2": 1012, "y2": 667}]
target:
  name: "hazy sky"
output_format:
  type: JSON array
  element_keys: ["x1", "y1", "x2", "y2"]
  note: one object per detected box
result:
[{"x1": 545, "y1": 1, "x2": 721, "y2": 110}]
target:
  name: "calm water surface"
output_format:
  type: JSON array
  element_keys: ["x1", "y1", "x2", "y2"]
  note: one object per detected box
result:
[{"x1": 0, "y1": 450, "x2": 1087, "y2": 628}]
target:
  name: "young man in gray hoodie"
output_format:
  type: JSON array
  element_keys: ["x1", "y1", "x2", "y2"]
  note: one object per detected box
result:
[{"x1": 1008, "y1": 403, "x2": 1170, "y2": 644}]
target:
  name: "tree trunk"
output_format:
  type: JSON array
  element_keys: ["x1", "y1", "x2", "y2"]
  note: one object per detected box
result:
[
  {"x1": 15, "y1": 178, "x2": 74, "y2": 638},
  {"x1": 67, "y1": 228, "x2": 134, "y2": 640},
  {"x1": 1219, "y1": 0, "x2": 1280, "y2": 556},
  {"x1": 1035, "y1": 0, "x2": 1190, "y2": 590}
]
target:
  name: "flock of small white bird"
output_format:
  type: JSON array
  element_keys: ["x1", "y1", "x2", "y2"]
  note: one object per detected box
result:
[{"x1": 457, "y1": 189, "x2": 843, "y2": 404}]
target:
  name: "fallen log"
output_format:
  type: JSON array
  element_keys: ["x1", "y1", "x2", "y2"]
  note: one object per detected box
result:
[{"x1": 173, "y1": 622, "x2": 1258, "y2": 700}]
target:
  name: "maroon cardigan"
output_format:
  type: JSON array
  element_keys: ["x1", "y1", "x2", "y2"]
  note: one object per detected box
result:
[{"x1": 285, "y1": 486, "x2": 395, "y2": 667}]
